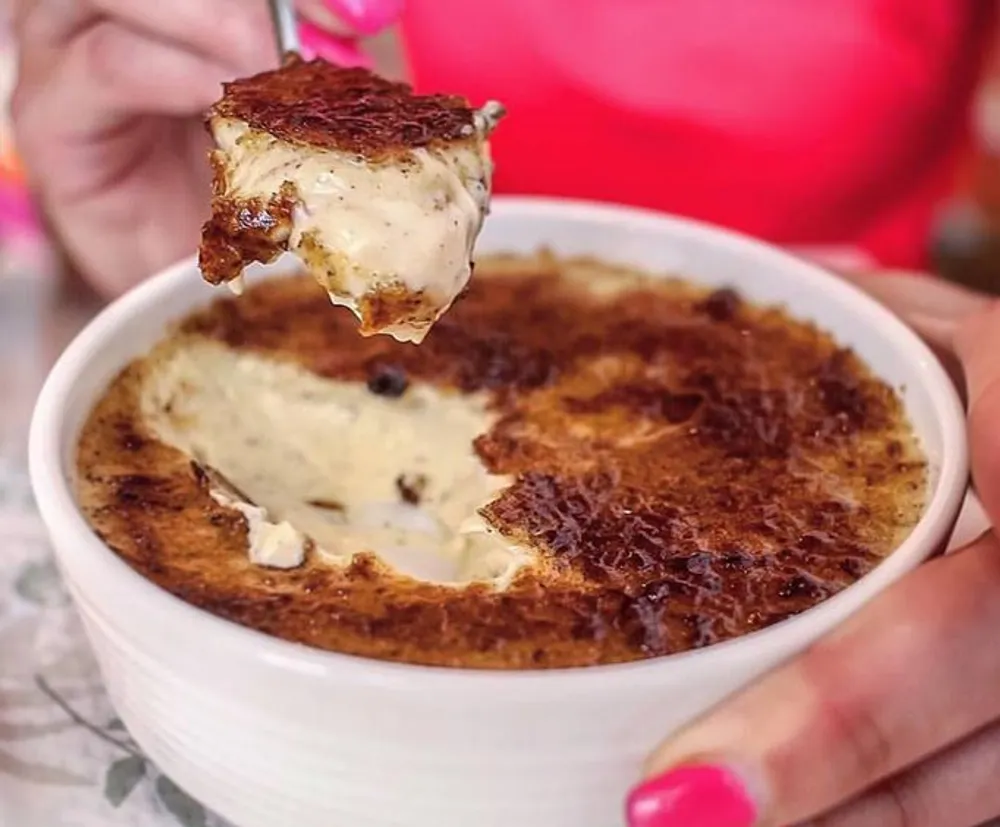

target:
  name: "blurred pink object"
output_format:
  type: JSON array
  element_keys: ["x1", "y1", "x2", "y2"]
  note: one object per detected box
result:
[
  {"x1": 299, "y1": 19, "x2": 372, "y2": 67},
  {"x1": 0, "y1": 5, "x2": 45, "y2": 245},
  {"x1": 0, "y1": 180, "x2": 42, "y2": 238},
  {"x1": 788, "y1": 246, "x2": 877, "y2": 273},
  {"x1": 402, "y1": 0, "x2": 996, "y2": 270},
  {"x1": 322, "y1": 0, "x2": 403, "y2": 36},
  {"x1": 295, "y1": 0, "x2": 405, "y2": 67},
  {"x1": 0, "y1": 172, "x2": 58, "y2": 282}
]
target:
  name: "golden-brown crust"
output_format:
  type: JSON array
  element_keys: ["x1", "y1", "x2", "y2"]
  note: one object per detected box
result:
[
  {"x1": 75, "y1": 257, "x2": 926, "y2": 669},
  {"x1": 356, "y1": 284, "x2": 442, "y2": 336},
  {"x1": 209, "y1": 54, "x2": 478, "y2": 160},
  {"x1": 198, "y1": 154, "x2": 296, "y2": 285}
]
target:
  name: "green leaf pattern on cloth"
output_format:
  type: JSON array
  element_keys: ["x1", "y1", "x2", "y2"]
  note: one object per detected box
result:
[
  {"x1": 0, "y1": 462, "x2": 232, "y2": 827},
  {"x1": 155, "y1": 777, "x2": 209, "y2": 827},
  {"x1": 14, "y1": 559, "x2": 69, "y2": 607},
  {"x1": 105, "y1": 757, "x2": 147, "y2": 808}
]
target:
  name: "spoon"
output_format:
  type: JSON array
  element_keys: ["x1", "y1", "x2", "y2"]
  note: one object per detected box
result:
[{"x1": 268, "y1": 0, "x2": 301, "y2": 58}]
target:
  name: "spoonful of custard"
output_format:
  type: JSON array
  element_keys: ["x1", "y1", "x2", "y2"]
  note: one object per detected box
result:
[{"x1": 198, "y1": 54, "x2": 504, "y2": 344}]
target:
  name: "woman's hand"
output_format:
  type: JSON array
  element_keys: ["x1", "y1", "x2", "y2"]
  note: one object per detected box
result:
[
  {"x1": 628, "y1": 274, "x2": 1000, "y2": 827},
  {"x1": 10, "y1": 0, "x2": 401, "y2": 297}
]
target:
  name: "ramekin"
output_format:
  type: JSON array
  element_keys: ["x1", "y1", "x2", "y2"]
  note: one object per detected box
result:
[{"x1": 30, "y1": 198, "x2": 971, "y2": 827}]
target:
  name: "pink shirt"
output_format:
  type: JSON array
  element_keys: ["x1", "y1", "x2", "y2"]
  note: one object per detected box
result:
[{"x1": 401, "y1": 0, "x2": 995, "y2": 268}]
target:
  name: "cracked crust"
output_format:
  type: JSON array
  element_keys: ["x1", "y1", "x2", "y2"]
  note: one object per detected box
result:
[
  {"x1": 75, "y1": 255, "x2": 927, "y2": 669},
  {"x1": 209, "y1": 54, "x2": 480, "y2": 159},
  {"x1": 198, "y1": 154, "x2": 297, "y2": 285}
]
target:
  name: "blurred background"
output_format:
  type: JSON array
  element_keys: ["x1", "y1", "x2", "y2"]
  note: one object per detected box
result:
[
  {"x1": 1, "y1": 3, "x2": 999, "y2": 555},
  {"x1": 938, "y1": 34, "x2": 1000, "y2": 293},
  {"x1": 2, "y1": 17, "x2": 1000, "y2": 304}
]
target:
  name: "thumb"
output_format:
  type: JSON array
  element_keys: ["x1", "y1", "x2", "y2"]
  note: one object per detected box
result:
[
  {"x1": 835, "y1": 271, "x2": 991, "y2": 399},
  {"x1": 955, "y1": 299, "x2": 1000, "y2": 529},
  {"x1": 295, "y1": 0, "x2": 403, "y2": 66},
  {"x1": 835, "y1": 270, "x2": 989, "y2": 355},
  {"x1": 627, "y1": 533, "x2": 1000, "y2": 827},
  {"x1": 297, "y1": 0, "x2": 404, "y2": 36}
]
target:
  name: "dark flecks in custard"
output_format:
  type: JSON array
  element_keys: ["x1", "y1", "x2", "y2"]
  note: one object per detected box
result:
[
  {"x1": 395, "y1": 473, "x2": 428, "y2": 505},
  {"x1": 75, "y1": 260, "x2": 925, "y2": 669},
  {"x1": 307, "y1": 498, "x2": 346, "y2": 513},
  {"x1": 366, "y1": 362, "x2": 409, "y2": 397}
]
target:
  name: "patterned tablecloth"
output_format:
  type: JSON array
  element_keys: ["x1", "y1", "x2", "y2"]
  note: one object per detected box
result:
[{"x1": 0, "y1": 263, "x2": 234, "y2": 827}]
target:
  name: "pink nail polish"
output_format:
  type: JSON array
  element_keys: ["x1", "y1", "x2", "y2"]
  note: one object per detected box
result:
[
  {"x1": 323, "y1": 0, "x2": 404, "y2": 36},
  {"x1": 299, "y1": 21, "x2": 372, "y2": 68},
  {"x1": 626, "y1": 765, "x2": 758, "y2": 827}
]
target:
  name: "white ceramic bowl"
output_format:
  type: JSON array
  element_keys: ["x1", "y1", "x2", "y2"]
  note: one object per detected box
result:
[{"x1": 30, "y1": 198, "x2": 970, "y2": 827}]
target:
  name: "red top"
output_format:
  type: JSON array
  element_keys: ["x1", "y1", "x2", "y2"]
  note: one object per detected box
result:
[{"x1": 400, "y1": 0, "x2": 994, "y2": 268}]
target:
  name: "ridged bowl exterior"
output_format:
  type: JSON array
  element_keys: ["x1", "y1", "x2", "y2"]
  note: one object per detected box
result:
[{"x1": 31, "y1": 198, "x2": 970, "y2": 827}]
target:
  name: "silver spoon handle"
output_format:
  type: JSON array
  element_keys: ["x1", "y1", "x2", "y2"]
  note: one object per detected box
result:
[{"x1": 268, "y1": 0, "x2": 300, "y2": 58}]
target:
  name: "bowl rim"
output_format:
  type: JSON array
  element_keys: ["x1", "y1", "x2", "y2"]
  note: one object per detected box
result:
[{"x1": 29, "y1": 195, "x2": 969, "y2": 695}]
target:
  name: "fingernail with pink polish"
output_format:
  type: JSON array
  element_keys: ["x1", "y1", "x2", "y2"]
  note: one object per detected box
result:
[
  {"x1": 626, "y1": 764, "x2": 758, "y2": 827},
  {"x1": 323, "y1": 0, "x2": 404, "y2": 36},
  {"x1": 299, "y1": 20, "x2": 372, "y2": 68}
]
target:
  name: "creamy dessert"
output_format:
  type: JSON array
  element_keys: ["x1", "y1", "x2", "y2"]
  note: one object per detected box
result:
[
  {"x1": 199, "y1": 55, "x2": 504, "y2": 343},
  {"x1": 76, "y1": 255, "x2": 927, "y2": 669}
]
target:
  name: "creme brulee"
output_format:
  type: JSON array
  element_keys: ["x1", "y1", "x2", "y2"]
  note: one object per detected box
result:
[{"x1": 74, "y1": 255, "x2": 927, "y2": 669}]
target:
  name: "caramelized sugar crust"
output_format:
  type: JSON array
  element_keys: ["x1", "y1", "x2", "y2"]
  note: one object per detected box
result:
[
  {"x1": 354, "y1": 283, "x2": 444, "y2": 337},
  {"x1": 199, "y1": 165, "x2": 296, "y2": 286},
  {"x1": 210, "y1": 54, "x2": 477, "y2": 160},
  {"x1": 75, "y1": 257, "x2": 926, "y2": 669}
]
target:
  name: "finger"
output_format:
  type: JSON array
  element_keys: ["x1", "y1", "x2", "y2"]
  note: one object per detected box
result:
[
  {"x1": 955, "y1": 301, "x2": 1000, "y2": 529},
  {"x1": 297, "y1": 0, "x2": 404, "y2": 36},
  {"x1": 295, "y1": 0, "x2": 403, "y2": 68},
  {"x1": 836, "y1": 271, "x2": 990, "y2": 400},
  {"x1": 78, "y1": 24, "x2": 228, "y2": 121},
  {"x1": 16, "y1": 0, "x2": 275, "y2": 75},
  {"x1": 13, "y1": 0, "x2": 90, "y2": 50},
  {"x1": 15, "y1": 20, "x2": 228, "y2": 178},
  {"x1": 297, "y1": 0, "x2": 357, "y2": 35},
  {"x1": 89, "y1": 0, "x2": 277, "y2": 74},
  {"x1": 813, "y1": 718, "x2": 1000, "y2": 827},
  {"x1": 12, "y1": 0, "x2": 93, "y2": 91},
  {"x1": 836, "y1": 270, "x2": 991, "y2": 354},
  {"x1": 298, "y1": 19, "x2": 373, "y2": 67},
  {"x1": 629, "y1": 533, "x2": 1000, "y2": 827},
  {"x1": 789, "y1": 246, "x2": 876, "y2": 273}
]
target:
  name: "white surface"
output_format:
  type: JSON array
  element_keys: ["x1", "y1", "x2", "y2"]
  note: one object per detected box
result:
[{"x1": 29, "y1": 197, "x2": 970, "y2": 827}]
